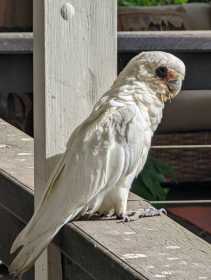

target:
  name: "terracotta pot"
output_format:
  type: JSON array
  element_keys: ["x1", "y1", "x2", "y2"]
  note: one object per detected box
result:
[
  {"x1": 118, "y1": 3, "x2": 211, "y2": 31},
  {"x1": 0, "y1": 0, "x2": 32, "y2": 31}
]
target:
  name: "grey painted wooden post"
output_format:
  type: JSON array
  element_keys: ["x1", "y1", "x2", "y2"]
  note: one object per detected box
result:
[{"x1": 33, "y1": 0, "x2": 117, "y2": 279}]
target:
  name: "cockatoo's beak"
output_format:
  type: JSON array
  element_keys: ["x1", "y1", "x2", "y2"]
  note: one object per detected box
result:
[{"x1": 165, "y1": 69, "x2": 184, "y2": 102}]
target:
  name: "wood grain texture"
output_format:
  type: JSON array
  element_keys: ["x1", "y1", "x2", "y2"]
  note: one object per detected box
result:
[
  {"x1": 0, "y1": 168, "x2": 33, "y2": 224},
  {"x1": 33, "y1": 0, "x2": 117, "y2": 279},
  {"x1": 0, "y1": 119, "x2": 34, "y2": 188},
  {"x1": 0, "y1": 33, "x2": 32, "y2": 54},
  {"x1": 62, "y1": 257, "x2": 94, "y2": 280},
  {"x1": 1, "y1": 31, "x2": 211, "y2": 54},
  {"x1": 118, "y1": 31, "x2": 211, "y2": 52}
]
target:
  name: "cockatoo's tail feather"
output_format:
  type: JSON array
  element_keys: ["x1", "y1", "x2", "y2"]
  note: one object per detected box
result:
[
  {"x1": 9, "y1": 51, "x2": 185, "y2": 276},
  {"x1": 10, "y1": 155, "x2": 66, "y2": 255}
]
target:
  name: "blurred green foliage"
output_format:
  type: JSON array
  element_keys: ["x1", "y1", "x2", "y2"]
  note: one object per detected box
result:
[
  {"x1": 118, "y1": 0, "x2": 208, "y2": 6},
  {"x1": 132, "y1": 156, "x2": 175, "y2": 201}
]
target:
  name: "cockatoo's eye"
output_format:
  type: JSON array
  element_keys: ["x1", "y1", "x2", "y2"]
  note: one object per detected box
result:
[{"x1": 155, "y1": 66, "x2": 168, "y2": 79}]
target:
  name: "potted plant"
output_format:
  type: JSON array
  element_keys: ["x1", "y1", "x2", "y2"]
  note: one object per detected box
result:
[{"x1": 118, "y1": 0, "x2": 211, "y2": 31}]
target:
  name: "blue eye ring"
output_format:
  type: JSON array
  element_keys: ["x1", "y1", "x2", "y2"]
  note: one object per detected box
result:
[{"x1": 156, "y1": 66, "x2": 168, "y2": 79}]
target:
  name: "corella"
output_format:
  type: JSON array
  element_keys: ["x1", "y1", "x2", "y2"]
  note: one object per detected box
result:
[{"x1": 9, "y1": 51, "x2": 185, "y2": 277}]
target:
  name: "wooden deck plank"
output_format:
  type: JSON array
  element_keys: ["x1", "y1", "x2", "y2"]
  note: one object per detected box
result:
[
  {"x1": 1, "y1": 120, "x2": 211, "y2": 279},
  {"x1": 0, "y1": 118, "x2": 34, "y2": 189}
]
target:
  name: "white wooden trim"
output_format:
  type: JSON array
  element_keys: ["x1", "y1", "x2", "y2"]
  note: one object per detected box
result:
[
  {"x1": 150, "y1": 200, "x2": 211, "y2": 204},
  {"x1": 152, "y1": 145, "x2": 211, "y2": 149},
  {"x1": 33, "y1": 0, "x2": 117, "y2": 279}
]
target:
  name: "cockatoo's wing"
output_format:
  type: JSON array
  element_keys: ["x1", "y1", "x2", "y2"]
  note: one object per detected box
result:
[{"x1": 9, "y1": 104, "x2": 135, "y2": 275}]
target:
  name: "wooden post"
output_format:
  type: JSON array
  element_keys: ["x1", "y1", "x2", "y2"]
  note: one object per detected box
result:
[{"x1": 33, "y1": 0, "x2": 117, "y2": 279}]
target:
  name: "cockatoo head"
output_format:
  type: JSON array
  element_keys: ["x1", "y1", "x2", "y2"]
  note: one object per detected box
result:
[{"x1": 118, "y1": 51, "x2": 186, "y2": 102}]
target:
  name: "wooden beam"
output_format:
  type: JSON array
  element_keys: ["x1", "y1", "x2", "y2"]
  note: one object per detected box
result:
[
  {"x1": 2, "y1": 31, "x2": 211, "y2": 54},
  {"x1": 33, "y1": 0, "x2": 117, "y2": 279},
  {"x1": 0, "y1": 33, "x2": 32, "y2": 54},
  {"x1": 118, "y1": 31, "x2": 211, "y2": 52}
]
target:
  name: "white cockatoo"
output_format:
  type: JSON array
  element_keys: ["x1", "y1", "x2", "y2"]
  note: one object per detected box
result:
[{"x1": 9, "y1": 51, "x2": 185, "y2": 276}]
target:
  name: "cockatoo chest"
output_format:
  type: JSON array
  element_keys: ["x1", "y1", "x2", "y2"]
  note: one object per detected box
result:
[{"x1": 124, "y1": 101, "x2": 163, "y2": 178}]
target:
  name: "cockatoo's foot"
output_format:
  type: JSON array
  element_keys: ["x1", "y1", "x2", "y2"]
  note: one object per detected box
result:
[
  {"x1": 139, "y1": 207, "x2": 167, "y2": 218},
  {"x1": 117, "y1": 214, "x2": 131, "y2": 222},
  {"x1": 117, "y1": 207, "x2": 167, "y2": 222},
  {"x1": 116, "y1": 210, "x2": 137, "y2": 222}
]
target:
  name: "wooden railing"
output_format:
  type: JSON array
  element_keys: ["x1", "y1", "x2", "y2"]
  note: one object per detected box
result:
[
  {"x1": 1, "y1": 119, "x2": 211, "y2": 280},
  {"x1": 0, "y1": 63, "x2": 211, "y2": 279}
]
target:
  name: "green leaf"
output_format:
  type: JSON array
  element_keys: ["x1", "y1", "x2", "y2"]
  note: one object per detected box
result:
[
  {"x1": 118, "y1": 0, "x2": 191, "y2": 6},
  {"x1": 151, "y1": 157, "x2": 174, "y2": 175},
  {"x1": 132, "y1": 156, "x2": 174, "y2": 201},
  {"x1": 132, "y1": 181, "x2": 153, "y2": 201}
]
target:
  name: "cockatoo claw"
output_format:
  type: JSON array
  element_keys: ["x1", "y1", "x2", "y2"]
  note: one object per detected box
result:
[
  {"x1": 116, "y1": 207, "x2": 167, "y2": 223},
  {"x1": 117, "y1": 214, "x2": 131, "y2": 223},
  {"x1": 139, "y1": 207, "x2": 167, "y2": 218}
]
